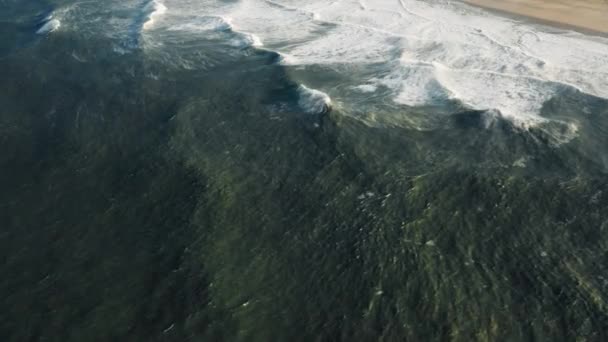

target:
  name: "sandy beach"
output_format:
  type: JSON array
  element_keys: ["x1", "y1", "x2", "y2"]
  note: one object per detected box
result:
[{"x1": 464, "y1": 0, "x2": 608, "y2": 34}]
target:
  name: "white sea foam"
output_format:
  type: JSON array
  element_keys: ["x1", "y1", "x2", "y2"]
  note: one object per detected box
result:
[
  {"x1": 355, "y1": 84, "x2": 378, "y2": 93},
  {"x1": 276, "y1": 52, "x2": 297, "y2": 65},
  {"x1": 168, "y1": 16, "x2": 232, "y2": 32},
  {"x1": 37, "y1": 18, "x2": 61, "y2": 34},
  {"x1": 199, "y1": 0, "x2": 608, "y2": 131},
  {"x1": 142, "y1": 0, "x2": 167, "y2": 30},
  {"x1": 230, "y1": 32, "x2": 263, "y2": 48},
  {"x1": 297, "y1": 85, "x2": 332, "y2": 115}
]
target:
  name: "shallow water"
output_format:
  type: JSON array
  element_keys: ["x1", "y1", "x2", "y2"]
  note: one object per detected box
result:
[{"x1": 2, "y1": 0, "x2": 608, "y2": 341}]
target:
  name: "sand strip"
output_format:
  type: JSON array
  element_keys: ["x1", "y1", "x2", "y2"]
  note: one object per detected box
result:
[{"x1": 464, "y1": 0, "x2": 608, "y2": 35}]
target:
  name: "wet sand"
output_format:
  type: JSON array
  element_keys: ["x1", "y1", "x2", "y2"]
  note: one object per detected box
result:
[{"x1": 464, "y1": 0, "x2": 608, "y2": 34}]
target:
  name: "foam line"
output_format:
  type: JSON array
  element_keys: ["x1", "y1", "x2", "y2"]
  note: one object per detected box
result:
[
  {"x1": 208, "y1": 0, "x2": 608, "y2": 130},
  {"x1": 167, "y1": 16, "x2": 233, "y2": 32}
]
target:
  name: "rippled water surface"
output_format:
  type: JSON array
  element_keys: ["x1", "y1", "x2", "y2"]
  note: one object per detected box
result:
[{"x1": 2, "y1": 0, "x2": 608, "y2": 340}]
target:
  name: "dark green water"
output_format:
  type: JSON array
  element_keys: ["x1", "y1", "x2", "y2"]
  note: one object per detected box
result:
[{"x1": 2, "y1": 0, "x2": 608, "y2": 341}]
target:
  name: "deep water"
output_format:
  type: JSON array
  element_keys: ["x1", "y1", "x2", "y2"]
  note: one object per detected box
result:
[{"x1": 2, "y1": 0, "x2": 608, "y2": 341}]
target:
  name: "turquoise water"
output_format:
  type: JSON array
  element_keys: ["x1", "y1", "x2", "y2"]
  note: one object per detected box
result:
[{"x1": 2, "y1": 0, "x2": 608, "y2": 340}]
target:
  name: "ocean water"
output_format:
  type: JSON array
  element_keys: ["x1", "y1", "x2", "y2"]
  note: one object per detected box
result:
[{"x1": 2, "y1": 0, "x2": 608, "y2": 340}]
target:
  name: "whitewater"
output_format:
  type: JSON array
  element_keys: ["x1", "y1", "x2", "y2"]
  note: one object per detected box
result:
[
  {"x1": 39, "y1": 0, "x2": 608, "y2": 135},
  {"x1": 128, "y1": 0, "x2": 607, "y2": 133},
  {"x1": 5, "y1": 0, "x2": 608, "y2": 339}
]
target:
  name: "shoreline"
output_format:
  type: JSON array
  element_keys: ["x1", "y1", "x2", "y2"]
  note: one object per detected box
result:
[{"x1": 463, "y1": 0, "x2": 608, "y2": 37}]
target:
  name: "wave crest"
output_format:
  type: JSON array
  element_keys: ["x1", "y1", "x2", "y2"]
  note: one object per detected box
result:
[{"x1": 297, "y1": 85, "x2": 332, "y2": 115}]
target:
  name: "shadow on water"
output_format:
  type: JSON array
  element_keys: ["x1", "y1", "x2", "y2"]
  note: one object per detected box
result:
[{"x1": 2, "y1": 7, "x2": 608, "y2": 342}]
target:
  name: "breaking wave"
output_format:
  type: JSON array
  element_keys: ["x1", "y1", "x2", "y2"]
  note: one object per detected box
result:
[
  {"x1": 197, "y1": 0, "x2": 608, "y2": 136},
  {"x1": 37, "y1": 18, "x2": 61, "y2": 34},
  {"x1": 297, "y1": 85, "x2": 332, "y2": 115},
  {"x1": 35, "y1": 10, "x2": 61, "y2": 34},
  {"x1": 142, "y1": 0, "x2": 167, "y2": 31}
]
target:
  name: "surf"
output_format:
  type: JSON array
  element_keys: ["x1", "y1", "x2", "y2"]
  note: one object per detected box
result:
[
  {"x1": 201, "y1": 0, "x2": 608, "y2": 138},
  {"x1": 142, "y1": 0, "x2": 167, "y2": 31},
  {"x1": 35, "y1": 8, "x2": 61, "y2": 34}
]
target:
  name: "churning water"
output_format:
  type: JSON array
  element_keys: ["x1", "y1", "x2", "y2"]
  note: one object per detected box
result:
[{"x1": 2, "y1": 0, "x2": 608, "y2": 340}]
